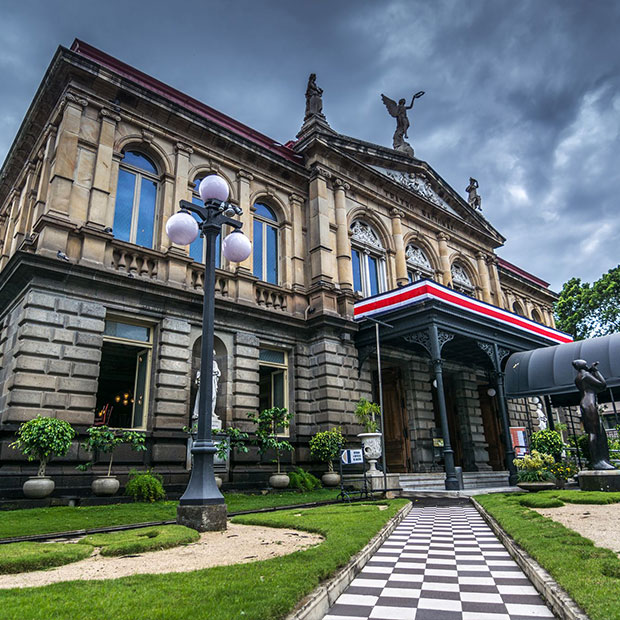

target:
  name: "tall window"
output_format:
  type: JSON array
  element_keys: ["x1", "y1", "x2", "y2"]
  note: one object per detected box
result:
[
  {"x1": 94, "y1": 319, "x2": 152, "y2": 429},
  {"x1": 350, "y1": 221, "x2": 387, "y2": 297},
  {"x1": 253, "y1": 203, "x2": 278, "y2": 284},
  {"x1": 113, "y1": 151, "x2": 158, "y2": 248},
  {"x1": 258, "y1": 348, "x2": 289, "y2": 435},
  {"x1": 189, "y1": 177, "x2": 221, "y2": 267},
  {"x1": 451, "y1": 262, "x2": 475, "y2": 296},
  {"x1": 406, "y1": 244, "x2": 433, "y2": 282}
]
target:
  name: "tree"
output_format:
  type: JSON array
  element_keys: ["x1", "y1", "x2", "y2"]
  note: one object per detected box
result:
[{"x1": 555, "y1": 266, "x2": 620, "y2": 340}]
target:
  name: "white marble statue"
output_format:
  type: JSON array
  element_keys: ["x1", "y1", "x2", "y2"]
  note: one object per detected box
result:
[{"x1": 191, "y1": 351, "x2": 222, "y2": 430}]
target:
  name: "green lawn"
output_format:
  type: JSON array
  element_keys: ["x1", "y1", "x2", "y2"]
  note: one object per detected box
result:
[
  {"x1": 0, "y1": 542, "x2": 93, "y2": 575},
  {"x1": 477, "y1": 491, "x2": 620, "y2": 620},
  {"x1": 0, "y1": 500, "x2": 408, "y2": 620},
  {"x1": 0, "y1": 489, "x2": 342, "y2": 539}
]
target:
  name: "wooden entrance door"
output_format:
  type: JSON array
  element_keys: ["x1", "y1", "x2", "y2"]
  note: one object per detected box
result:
[
  {"x1": 382, "y1": 368, "x2": 411, "y2": 472},
  {"x1": 478, "y1": 385, "x2": 506, "y2": 470}
]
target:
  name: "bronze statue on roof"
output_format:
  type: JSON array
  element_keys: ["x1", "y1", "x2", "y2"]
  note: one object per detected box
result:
[{"x1": 381, "y1": 91, "x2": 424, "y2": 157}]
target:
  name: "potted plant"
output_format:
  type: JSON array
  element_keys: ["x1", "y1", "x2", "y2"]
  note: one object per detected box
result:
[
  {"x1": 247, "y1": 407, "x2": 293, "y2": 488},
  {"x1": 354, "y1": 398, "x2": 383, "y2": 475},
  {"x1": 530, "y1": 428, "x2": 565, "y2": 462},
  {"x1": 10, "y1": 416, "x2": 75, "y2": 498},
  {"x1": 548, "y1": 460, "x2": 578, "y2": 489},
  {"x1": 513, "y1": 450, "x2": 556, "y2": 491},
  {"x1": 77, "y1": 425, "x2": 146, "y2": 496},
  {"x1": 309, "y1": 427, "x2": 346, "y2": 486}
]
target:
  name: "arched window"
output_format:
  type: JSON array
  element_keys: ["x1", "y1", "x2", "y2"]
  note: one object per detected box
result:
[
  {"x1": 350, "y1": 221, "x2": 387, "y2": 297},
  {"x1": 189, "y1": 177, "x2": 221, "y2": 267},
  {"x1": 531, "y1": 308, "x2": 543, "y2": 323},
  {"x1": 406, "y1": 244, "x2": 433, "y2": 282},
  {"x1": 113, "y1": 150, "x2": 159, "y2": 248},
  {"x1": 513, "y1": 300, "x2": 525, "y2": 316},
  {"x1": 451, "y1": 261, "x2": 475, "y2": 295},
  {"x1": 253, "y1": 202, "x2": 278, "y2": 284}
]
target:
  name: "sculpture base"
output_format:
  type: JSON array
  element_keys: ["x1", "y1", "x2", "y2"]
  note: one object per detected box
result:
[
  {"x1": 177, "y1": 504, "x2": 227, "y2": 532},
  {"x1": 578, "y1": 469, "x2": 620, "y2": 492}
]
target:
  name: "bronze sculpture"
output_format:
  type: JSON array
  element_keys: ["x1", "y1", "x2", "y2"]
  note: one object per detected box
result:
[
  {"x1": 466, "y1": 177, "x2": 482, "y2": 210},
  {"x1": 572, "y1": 359, "x2": 615, "y2": 470},
  {"x1": 381, "y1": 91, "x2": 424, "y2": 157}
]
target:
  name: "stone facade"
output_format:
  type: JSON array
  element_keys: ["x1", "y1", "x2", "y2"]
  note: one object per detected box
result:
[{"x1": 0, "y1": 40, "x2": 565, "y2": 495}]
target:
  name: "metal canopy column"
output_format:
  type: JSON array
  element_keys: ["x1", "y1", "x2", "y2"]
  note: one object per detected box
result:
[{"x1": 429, "y1": 323, "x2": 459, "y2": 490}]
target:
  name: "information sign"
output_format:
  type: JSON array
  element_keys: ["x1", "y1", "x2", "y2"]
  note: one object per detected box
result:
[{"x1": 341, "y1": 449, "x2": 364, "y2": 465}]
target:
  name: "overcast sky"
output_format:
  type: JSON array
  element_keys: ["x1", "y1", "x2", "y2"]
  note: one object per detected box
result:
[{"x1": 1, "y1": 0, "x2": 618, "y2": 292}]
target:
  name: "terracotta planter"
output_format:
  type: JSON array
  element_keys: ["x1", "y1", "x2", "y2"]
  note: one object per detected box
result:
[
  {"x1": 92, "y1": 476, "x2": 120, "y2": 496},
  {"x1": 23, "y1": 476, "x2": 55, "y2": 499},
  {"x1": 269, "y1": 473, "x2": 290, "y2": 489},
  {"x1": 321, "y1": 472, "x2": 341, "y2": 487},
  {"x1": 517, "y1": 481, "x2": 556, "y2": 492}
]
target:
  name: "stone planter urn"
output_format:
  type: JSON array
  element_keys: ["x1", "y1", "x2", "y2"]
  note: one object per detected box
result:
[
  {"x1": 92, "y1": 476, "x2": 120, "y2": 496},
  {"x1": 358, "y1": 432, "x2": 383, "y2": 475},
  {"x1": 321, "y1": 472, "x2": 341, "y2": 487},
  {"x1": 269, "y1": 473, "x2": 290, "y2": 489},
  {"x1": 516, "y1": 481, "x2": 556, "y2": 493},
  {"x1": 23, "y1": 476, "x2": 55, "y2": 499},
  {"x1": 215, "y1": 475, "x2": 223, "y2": 489}
]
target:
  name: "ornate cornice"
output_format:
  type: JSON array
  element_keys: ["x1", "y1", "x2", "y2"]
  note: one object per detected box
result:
[
  {"x1": 309, "y1": 165, "x2": 332, "y2": 181},
  {"x1": 333, "y1": 178, "x2": 350, "y2": 192}
]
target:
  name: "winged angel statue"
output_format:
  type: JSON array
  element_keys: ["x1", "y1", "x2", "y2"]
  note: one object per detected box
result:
[{"x1": 381, "y1": 91, "x2": 424, "y2": 157}]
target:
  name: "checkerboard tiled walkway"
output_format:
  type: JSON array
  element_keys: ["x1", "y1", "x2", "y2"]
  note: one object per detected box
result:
[{"x1": 324, "y1": 504, "x2": 556, "y2": 620}]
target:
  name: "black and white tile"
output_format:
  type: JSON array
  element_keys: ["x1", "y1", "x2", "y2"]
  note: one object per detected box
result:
[{"x1": 324, "y1": 505, "x2": 556, "y2": 620}]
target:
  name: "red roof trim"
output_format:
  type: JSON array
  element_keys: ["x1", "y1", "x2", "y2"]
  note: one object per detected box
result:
[
  {"x1": 497, "y1": 257, "x2": 549, "y2": 288},
  {"x1": 70, "y1": 40, "x2": 302, "y2": 165},
  {"x1": 354, "y1": 280, "x2": 572, "y2": 345}
]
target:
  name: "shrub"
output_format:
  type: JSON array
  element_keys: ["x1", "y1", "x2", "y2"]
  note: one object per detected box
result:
[
  {"x1": 514, "y1": 450, "x2": 555, "y2": 482},
  {"x1": 10, "y1": 416, "x2": 75, "y2": 477},
  {"x1": 354, "y1": 398, "x2": 380, "y2": 433},
  {"x1": 548, "y1": 460, "x2": 578, "y2": 482},
  {"x1": 309, "y1": 428, "x2": 346, "y2": 472},
  {"x1": 77, "y1": 426, "x2": 146, "y2": 476},
  {"x1": 288, "y1": 467, "x2": 322, "y2": 492},
  {"x1": 530, "y1": 429, "x2": 564, "y2": 461},
  {"x1": 125, "y1": 469, "x2": 165, "y2": 502}
]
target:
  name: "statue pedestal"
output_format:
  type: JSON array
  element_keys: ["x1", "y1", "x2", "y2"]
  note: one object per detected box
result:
[
  {"x1": 177, "y1": 504, "x2": 227, "y2": 532},
  {"x1": 577, "y1": 470, "x2": 620, "y2": 492}
]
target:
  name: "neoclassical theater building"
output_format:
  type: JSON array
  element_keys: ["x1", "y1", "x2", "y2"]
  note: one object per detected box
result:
[{"x1": 0, "y1": 40, "x2": 571, "y2": 495}]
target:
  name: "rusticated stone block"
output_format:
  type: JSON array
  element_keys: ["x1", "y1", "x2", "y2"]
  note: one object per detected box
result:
[
  {"x1": 79, "y1": 302, "x2": 106, "y2": 319},
  {"x1": 25, "y1": 291, "x2": 57, "y2": 310},
  {"x1": 161, "y1": 318, "x2": 191, "y2": 334},
  {"x1": 64, "y1": 316, "x2": 105, "y2": 333},
  {"x1": 152, "y1": 444, "x2": 187, "y2": 462}
]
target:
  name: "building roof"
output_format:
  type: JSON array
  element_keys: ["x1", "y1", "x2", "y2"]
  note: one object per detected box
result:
[
  {"x1": 70, "y1": 40, "x2": 302, "y2": 165},
  {"x1": 497, "y1": 257, "x2": 549, "y2": 289}
]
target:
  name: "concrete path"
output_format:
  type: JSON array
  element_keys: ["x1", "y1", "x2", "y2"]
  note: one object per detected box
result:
[{"x1": 324, "y1": 501, "x2": 555, "y2": 620}]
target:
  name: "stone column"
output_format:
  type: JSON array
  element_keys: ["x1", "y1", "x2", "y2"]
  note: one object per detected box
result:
[
  {"x1": 87, "y1": 108, "x2": 121, "y2": 230},
  {"x1": 0, "y1": 192, "x2": 17, "y2": 268},
  {"x1": 236, "y1": 170, "x2": 254, "y2": 274},
  {"x1": 32, "y1": 128, "x2": 56, "y2": 226},
  {"x1": 487, "y1": 256, "x2": 506, "y2": 308},
  {"x1": 9, "y1": 165, "x2": 35, "y2": 256},
  {"x1": 437, "y1": 233, "x2": 452, "y2": 286},
  {"x1": 391, "y1": 208, "x2": 408, "y2": 287},
  {"x1": 476, "y1": 252, "x2": 493, "y2": 304},
  {"x1": 47, "y1": 94, "x2": 88, "y2": 220},
  {"x1": 289, "y1": 193, "x2": 305, "y2": 290},
  {"x1": 307, "y1": 166, "x2": 334, "y2": 286},
  {"x1": 334, "y1": 179, "x2": 353, "y2": 290}
]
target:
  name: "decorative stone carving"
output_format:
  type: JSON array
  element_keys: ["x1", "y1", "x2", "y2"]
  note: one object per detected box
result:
[
  {"x1": 406, "y1": 244, "x2": 432, "y2": 271},
  {"x1": 141, "y1": 130, "x2": 154, "y2": 144},
  {"x1": 175, "y1": 142, "x2": 194, "y2": 155},
  {"x1": 451, "y1": 263, "x2": 473, "y2": 289},
  {"x1": 64, "y1": 93, "x2": 88, "y2": 108},
  {"x1": 334, "y1": 178, "x2": 350, "y2": 192},
  {"x1": 310, "y1": 166, "x2": 332, "y2": 181},
  {"x1": 100, "y1": 108, "x2": 121, "y2": 123},
  {"x1": 350, "y1": 221, "x2": 383, "y2": 251},
  {"x1": 380, "y1": 91, "x2": 424, "y2": 157}
]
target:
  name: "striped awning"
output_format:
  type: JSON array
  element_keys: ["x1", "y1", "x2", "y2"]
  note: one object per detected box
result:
[{"x1": 354, "y1": 280, "x2": 572, "y2": 346}]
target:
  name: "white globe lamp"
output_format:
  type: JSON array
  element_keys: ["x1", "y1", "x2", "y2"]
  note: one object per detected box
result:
[
  {"x1": 166, "y1": 212, "x2": 199, "y2": 245},
  {"x1": 223, "y1": 230, "x2": 252, "y2": 262},
  {"x1": 199, "y1": 175, "x2": 229, "y2": 203}
]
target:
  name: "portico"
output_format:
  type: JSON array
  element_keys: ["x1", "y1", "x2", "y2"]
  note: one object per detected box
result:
[{"x1": 354, "y1": 279, "x2": 572, "y2": 490}]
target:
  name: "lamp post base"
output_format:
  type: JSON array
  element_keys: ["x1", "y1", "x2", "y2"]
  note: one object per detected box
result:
[{"x1": 177, "y1": 504, "x2": 227, "y2": 532}]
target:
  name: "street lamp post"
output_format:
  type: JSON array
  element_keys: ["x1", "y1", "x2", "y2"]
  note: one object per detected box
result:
[{"x1": 166, "y1": 175, "x2": 251, "y2": 532}]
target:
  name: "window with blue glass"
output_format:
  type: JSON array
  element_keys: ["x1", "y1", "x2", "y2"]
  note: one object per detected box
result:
[
  {"x1": 253, "y1": 202, "x2": 278, "y2": 284},
  {"x1": 189, "y1": 178, "x2": 221, "y2": 267},
  {"x1": 113, "y1": 151, "x2": 159, "y2": 248},
  {"x1": 350, "y1": 221, "x2": 387, "y2": 297}
]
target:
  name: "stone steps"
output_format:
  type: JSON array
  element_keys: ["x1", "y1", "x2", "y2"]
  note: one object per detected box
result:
[{"x1": 399, "y1": 470, "x2": 509, "y2": 491}]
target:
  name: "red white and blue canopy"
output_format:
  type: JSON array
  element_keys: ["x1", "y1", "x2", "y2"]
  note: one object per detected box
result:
[{"x1": 354, "y1": 280, "x2": 572, "y2": 346}]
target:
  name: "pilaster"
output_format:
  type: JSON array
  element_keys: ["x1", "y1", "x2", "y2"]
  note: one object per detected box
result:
[
  {"x1": 476, "y1": 251, "x2": 493, "y2": 304},
  {"x1": 391, "y1": 208, "x2": 408, "y2": 287},
  {"x1": 333, "y1": 179, "x2": 353, "y2": 290},
  {"x1": 437, "y1": 233, "x2": 452, "y2": 287}
]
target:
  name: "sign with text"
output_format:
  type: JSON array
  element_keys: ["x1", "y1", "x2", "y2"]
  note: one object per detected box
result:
[
  {"x1": 341, "y1": 449, "x2": 364, "y2": 465},
  {"x1": 510, "y1": 427, "x2": 528, "y2": 457}
]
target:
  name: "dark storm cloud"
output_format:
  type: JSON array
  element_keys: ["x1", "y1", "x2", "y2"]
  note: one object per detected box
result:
[{"x1": 1, "y1": 0, "x2": 618, "y2": 291}]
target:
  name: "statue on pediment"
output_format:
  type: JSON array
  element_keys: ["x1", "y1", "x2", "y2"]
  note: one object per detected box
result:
[
  {"x1": 305, "y1": 73, "x2": 324, "y2": 120},
  {"x1": 466, "y1": 177, "x2": 482, "y2": 210},
  {"x1": 381, "y1": 91, "x2": 424, "y2": 157}
]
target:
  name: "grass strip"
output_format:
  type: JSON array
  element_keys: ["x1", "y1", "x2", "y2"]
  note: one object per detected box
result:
[
  {"x1": 0, "y1": 542, "x2": 93, "y2": 575},
  {"x1": 0, "y1": 489, "x2": 341, "y2": 540},
  {"x1": 78, "y1": 525, "x2": 199, "y2": 557},
  {"x1": 0, "y1": 499, "x2": 408, "y2": 620},
  {"x1": 477, "y1": 492, "x2": 620, "y2": 620}
]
